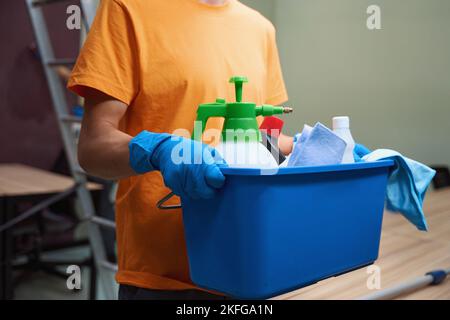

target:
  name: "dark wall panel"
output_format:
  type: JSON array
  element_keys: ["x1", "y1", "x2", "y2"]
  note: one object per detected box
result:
[{"x1": 0, "y1": 0, "x2": 80, "y2": 170}]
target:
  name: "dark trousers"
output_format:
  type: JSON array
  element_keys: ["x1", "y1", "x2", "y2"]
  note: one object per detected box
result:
[{"x1": 119, "y1": 284, "x2": 231, "y2": 300}]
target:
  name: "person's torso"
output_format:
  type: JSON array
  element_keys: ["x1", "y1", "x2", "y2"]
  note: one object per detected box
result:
[
  {"x1": 115, "y1": 0, "x2": 275, "y2": 288},
  {"x1": 119, "y1": 0, "x2": 272, "y2": 137}
]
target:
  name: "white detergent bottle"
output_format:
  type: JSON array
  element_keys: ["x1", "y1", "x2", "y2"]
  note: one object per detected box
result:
[
  {"x1": 332, "y1": 116, "x2": 355, "y2": 164},
  {"x1": 194, "y1": 76, "x2": 292, "y2": 169}
]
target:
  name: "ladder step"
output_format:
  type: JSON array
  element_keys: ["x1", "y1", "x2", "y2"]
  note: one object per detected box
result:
[
  {"x1": 60, "y1": 115, "x2": 82, "y2": 123},
  {"x1": 100, "y1": 260, "x2": 118, "y2": 272},
  {"x1": 74, "y1": 166, "x2": 87, "y2": 175},
  {"x1": 46, "y1": 58, "x2": 75, "y2": 66},
  {"x1": 74, "y1": 168, "x2": 107, "y2": 181},
  {"x1": 90, "y1": 216, "x2": 116, "y2": 229},
  {"x1": 32, "y1": 0, "x2": 70, "y2": 7},
  {"x1": 73, "y1": 167, "x2": 105, "y2": 181}
]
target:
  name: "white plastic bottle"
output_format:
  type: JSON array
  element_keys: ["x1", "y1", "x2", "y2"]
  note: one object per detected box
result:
[{"x1": 332, "y1": 116, "x2": 355, "y2": 164}]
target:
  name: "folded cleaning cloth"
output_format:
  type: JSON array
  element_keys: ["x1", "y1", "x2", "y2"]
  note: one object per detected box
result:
[
  {"x1": 279, "y1": 126, "x2": 309, "y2": 167},
  {"x1": 288, "y1": 123, "x2": 347, "y2": 167},
  {"x1": 356, "y1": 147, "x2": 436, "y2": 231}
]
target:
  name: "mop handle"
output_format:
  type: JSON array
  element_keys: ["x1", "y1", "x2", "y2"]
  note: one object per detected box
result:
[{"x1": 357, "y1": 268, "x2": 449, "y2": 300}]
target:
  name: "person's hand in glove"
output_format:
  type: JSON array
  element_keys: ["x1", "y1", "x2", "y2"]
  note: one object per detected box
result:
[
  {"x1": 129, "y1": 130, "x2": 226, "y2": 199},
  {"x1": 353, "y1": 143, "x2": 372, "y2": 162}
]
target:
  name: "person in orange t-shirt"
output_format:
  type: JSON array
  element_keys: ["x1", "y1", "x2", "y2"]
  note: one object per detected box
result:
[{"x1": 68, "y1": 0, "x2": 290, "y2": 299}]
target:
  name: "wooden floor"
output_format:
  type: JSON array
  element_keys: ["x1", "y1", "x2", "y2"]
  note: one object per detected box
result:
[{"x1": 274, "y1": 188, "x2": 450, "y2": 300}]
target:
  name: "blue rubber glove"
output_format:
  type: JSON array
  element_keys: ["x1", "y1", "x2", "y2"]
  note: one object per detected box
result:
[
  {"x1": 353, "y1": 143, "x2": 371, "y2": 162},
  {"x1": 129, "y1": 131, "x2": 226, "y2": 200}
]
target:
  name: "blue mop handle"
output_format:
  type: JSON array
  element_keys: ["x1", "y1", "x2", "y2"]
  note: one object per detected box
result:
[{"x1": 357, "y1": 268, "x2": 449, "y2": 300}]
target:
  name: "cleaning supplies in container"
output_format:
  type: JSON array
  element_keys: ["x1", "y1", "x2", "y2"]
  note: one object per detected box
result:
[
  {"x1": 193, "y1": 76, "x2": 292, "y2": 169},
  {"x1": 181, "y1": 94, "x2": 395, "y2": 298},
  {"x1": 332, "y1": 116, "x2": 355, "y2": 164},
  {"x1": 355, "y1": 146, "x2": 436, "y2": 231},
  {"x1": 287, "y1": 123, "x2": 347, "y2": 167}
]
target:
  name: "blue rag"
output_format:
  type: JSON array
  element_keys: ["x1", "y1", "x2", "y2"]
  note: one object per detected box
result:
[
  {"x1": 288, "y1": 123, "x2": 347, "y2": 167},
  {"x1": 356, "y1": 147, "x2": 436, "y2": 231}
]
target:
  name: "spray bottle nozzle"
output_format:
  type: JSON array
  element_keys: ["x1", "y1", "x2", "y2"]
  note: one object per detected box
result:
[
  {"x1": 255, "y1": 105, "x2": 293, "y2": 117},
  {"x1": 229, "y1": 76, "x2": 248, "y2": 102}
]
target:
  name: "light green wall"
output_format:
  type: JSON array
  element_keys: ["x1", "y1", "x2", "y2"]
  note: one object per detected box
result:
[
  {"x1": 241, "y1": 0, "x2": 450, "y2": 166},
  {"x1": 240, "y1": 0, "x2": 274, "y2": 21}
]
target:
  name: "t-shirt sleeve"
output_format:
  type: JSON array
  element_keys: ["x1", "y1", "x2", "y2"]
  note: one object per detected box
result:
[
  {"x1": 67, "y1": 0, "x2": 139, "y2": 105},
  {"x1": 265, "y1": 25, "x2": 288, "y2": 106}
]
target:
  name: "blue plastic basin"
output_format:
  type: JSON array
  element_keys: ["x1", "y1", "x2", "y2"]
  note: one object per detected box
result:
[{"x1": 181, "y1": 160, "x2": 394, "y2": 299}]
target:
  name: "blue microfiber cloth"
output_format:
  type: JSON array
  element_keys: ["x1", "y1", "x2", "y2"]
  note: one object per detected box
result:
[
  {"x1": 288, "y1": 123, "x2": 347, "y2": 167},
  {"x1": 356, "y1": 147, "x2": 436, "y2": 231}
]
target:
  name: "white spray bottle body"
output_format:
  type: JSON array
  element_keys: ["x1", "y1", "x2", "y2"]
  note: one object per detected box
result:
[{"x1": 215, "y1": 141, "x2": 279, "y2": 169}]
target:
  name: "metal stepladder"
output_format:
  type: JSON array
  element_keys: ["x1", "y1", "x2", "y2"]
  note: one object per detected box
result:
[{"x1": 25, "y1": 0, "x2": 117, "y2": 299}]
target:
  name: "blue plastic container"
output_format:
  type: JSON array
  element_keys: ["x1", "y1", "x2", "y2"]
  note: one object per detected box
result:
[{"x1": 182, "y1": 160, "x2": 394, "y2": 299}]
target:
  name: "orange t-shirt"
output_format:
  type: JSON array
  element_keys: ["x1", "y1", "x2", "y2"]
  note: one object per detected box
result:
[{"x1": 68, "y1": 0, "x2": 288, "y2": 291}]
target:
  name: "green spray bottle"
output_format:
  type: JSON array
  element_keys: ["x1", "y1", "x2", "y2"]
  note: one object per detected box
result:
[
  {"x1": 193, "y1": 76, "x2": 292, "y2": 168},
  {"x1": 156, "y1": 76, "x2": 293, "y2": 209}
]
